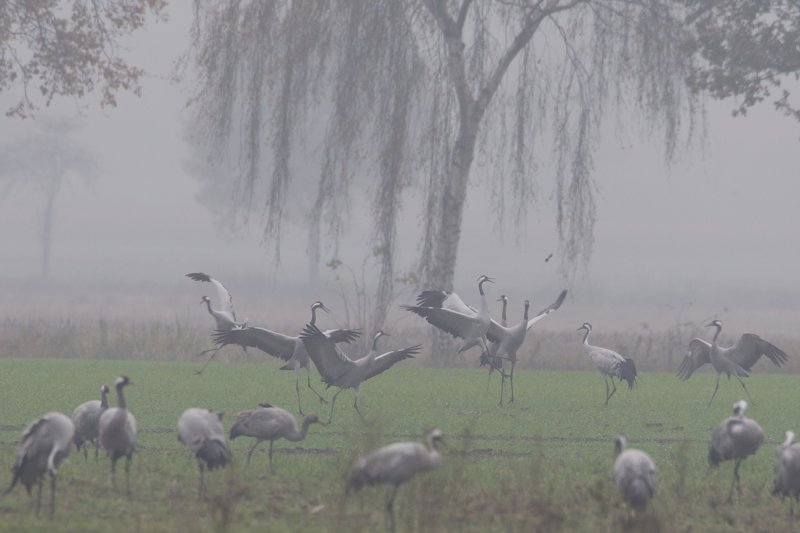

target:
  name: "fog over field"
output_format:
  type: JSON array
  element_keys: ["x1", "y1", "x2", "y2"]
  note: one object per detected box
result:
[{"x1": 1, "y1": 3, "x2": 799, "y2": 338}]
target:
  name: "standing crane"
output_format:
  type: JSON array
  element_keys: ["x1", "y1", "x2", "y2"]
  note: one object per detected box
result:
[
  {"x1": 347, "y1": 428, "x2": 444, "y2": 533},
  {"x1": 577, "y1": 323, "x2": 637, "y2": 405},
  {"x1": 613, "y1": 435, "x2": 657, "y2": 512},
  {"x1": 773, "y1": 430, "x2": 800, "y2": 517},
  {"x1": 72, "y1": 384, "x2": 110, "y2": 462},
  {"x1": 708, "y1": 400, "x2": 764, "y2": 504},
  {"x1": 402, "y1": 275, "x2": 494, "y2": 356},
  {"x1": 177, "y1": 408, "x2": 231, "y2": 498},
  {"x1": 676, "y1": 320, "x2": 788, "y2": 405},
  {"x1": 301, "y1": 326, "x2": 420, "y2": 423},
  {"x1": 478, "y1": 295, "x2": 508, "y2": 391},
  {"x1": 484, "y1": 290, "x2": 568, "y2": 405},
  {"x1": 211, "y1": 301, "x2": 361, "y2": 413},
  {"x1": 229, "y1": 403, "x2": 322, "y2": 470},
  {"x1": 98, "y1": 376, "x2": 138, "y2": 496},
  {"x1": 0, "y1": 412, "x2": 74, "y2": 517}
]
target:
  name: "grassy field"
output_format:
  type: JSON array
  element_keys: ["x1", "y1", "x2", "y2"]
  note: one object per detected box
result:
[{"x1": 0, "y1": 358, "x2": 799, "y2": 532}]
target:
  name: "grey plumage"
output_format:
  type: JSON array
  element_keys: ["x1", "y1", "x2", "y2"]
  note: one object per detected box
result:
[
  {"x1": 402, "y1": 275, "x2": 494, "y2": 355},
  {"x1": 229, "y1": 404, "x2": 321, "y2": 469},
  {"x1": 578, "y1": 323, "x2": 637, "y2": 405},
  {"x1": 177, "y1": 408, "x2": 231, "y2": 497},
  {"x1": 708, "y1": 400, "x2": 764, "y2": 503},
  {"x1": 301, "y1": 326, "x2": 419, "y2": 423},
  {"x1": 677, "y1": 320, "x2": 789, "y2": 405},
  {"x1": 98, "y1": 375, "x2": 138, "y2": 496},
  {"x1": 1, "y1": 412, "x2": 75, "y2": 516},
  {"x1": 72, "y1": 384, "x2": 110, "y2": 462},
  {"x1": 774, "y1": 430, "x2": 800, "y2": 516},
  {"x1": 211, "y1": 301, "x2": 361, "y2": 413},
  {"x1": 613, "y1": 435, "x2": 656, "y2": 511},
  {"x1": 348, "y1": 428, "x2": 444, "y2": 533},
  {"x1": 186, "y1": 272, "x2": 242, "y2": 331}
]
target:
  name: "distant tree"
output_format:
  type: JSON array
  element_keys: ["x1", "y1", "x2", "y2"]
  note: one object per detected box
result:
[
  {"x1": 683, "y1": 1, "x2": 800, "y2": 122},
  {"x1": 0, "y1": 0, "x2": 166, "y2": 117},
  {"x1": 183, "y1": 1, "x2": 701, "y2": 354},
  {"x1": 0, "y1": 119, "x2": 98, "y2": 278}
]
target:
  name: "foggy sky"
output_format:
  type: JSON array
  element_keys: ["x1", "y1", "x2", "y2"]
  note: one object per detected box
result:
[{"x1": 1, "y1": 3, "x2": 799, "y2": 334}]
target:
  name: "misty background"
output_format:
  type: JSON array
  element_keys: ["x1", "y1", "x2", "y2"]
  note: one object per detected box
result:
[{"x1": 1, "y1": 3, "x2": 799, "y2": 341}]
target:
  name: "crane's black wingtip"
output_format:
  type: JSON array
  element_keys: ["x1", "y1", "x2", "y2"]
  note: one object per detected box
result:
[{"x1": 300, "y1": 322, "x2": 325, "y2": 339}]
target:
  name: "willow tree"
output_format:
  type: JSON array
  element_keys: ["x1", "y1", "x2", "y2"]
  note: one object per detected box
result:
[{"x1": 185, "y1": 1, "x2": 699, "y2": 344}]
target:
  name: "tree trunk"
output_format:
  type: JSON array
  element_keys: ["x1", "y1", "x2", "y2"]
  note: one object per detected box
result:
[{"x1": 40, "y1": 191, "x2": 56, "y2": 279}]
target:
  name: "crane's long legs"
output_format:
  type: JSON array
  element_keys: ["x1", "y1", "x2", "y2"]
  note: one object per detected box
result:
[
  {"x1": 604, "y1": 375, "x2": 610, "y2": 406},
  {"x1": 268, "y1": 441, "x2": 275, "y2": 471},
  {"x1": 294, "y1": 373, "x2": 304, "y2": 416},
  {"x1": 94, "y1": 440, "x2": 100, "y2": 462},
  {"x1": 306, "y1": 369, "x2": 328, "y2": 404},
  {"x1": 197, "y1": 459, "x2": 205, "y2": 499},
  {"x1": 385, "y1": 485, "x2": 399, "y2": 533},
  {"x1": 111, "y1": 455, "x2": 118, "y2": 491},
  {"x1": 328, "y1": 389, "x2": 344, "y2": 424},
  {"x1": 353, "y1": 388, "x2": 366, "y2": 424},
  {"x1": 734, "y1": 376, "x2": 756, "y2": 406},
  {"x1": 499, "y1": 365, "x2": 506, "y2": 406},
  {"x1": 727, "y1": 459, "x2": 742, "y2": 504},
  {"x1": 125, "y1": 454, "x2": 133, "y2": 498},
  {"x1": 708, "y1": 373, "x2": 722, "y2": 406},
  {"x1": 49, "y1": 473, "x2": 56, "y2": 517},
  {"x1": 35, "y1": 478, "x2": 43, "y2": 517},
  {"x1": 607, "y1": 376, "x2": 617, "y2": 403},
  {"x1": 509, "y1": 360, "x2": 516, "y2": 403},
  {"x1": 194, "y1": 346, "x2": 222, "y2": 375},
  {"x1": 246, "y1": 440, "x2": 262, "y2": 465}
]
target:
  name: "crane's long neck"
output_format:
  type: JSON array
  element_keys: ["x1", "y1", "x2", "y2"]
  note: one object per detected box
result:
[
  {"x1": 101, "y1": 390, "x2": 109, "y2": 409},
  {"x1": 501, "y1": 300, "x2": 508, "y2": 326},
  {"x1": 286, "y1": 418, "x2": 314, "y2": 442},
  {"x1": 371, "y1": 334, "x2": 382, "y2": 352},
  {"x1": 711, "y1": 324, "x2": 722, "y2": 343},
  {"x1": 115, "y1": 385, "x2": 127, "y2": 410},
  {"x1": 523, "y1": 302, "x2": 529, "y2": 322},
  {"x1": 478, "y1": 281, "x2": 489, "y2": 316},
  {"x1": 204, "y1": 299, "x2": 214, "y2": 315},
  {"x1": 582, "y1": 328, "x2": 591, "y2": 345},
  {"x1": 310, "y1": 306, "x2": 319, "y2": 325}
]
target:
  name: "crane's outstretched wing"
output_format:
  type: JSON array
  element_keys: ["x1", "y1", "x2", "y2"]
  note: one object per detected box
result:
[
  {"x1": 676, "y1": 338, "x2": 711, "y2": 380},
  {"x1": 526, "y1": 289, "x2": 568, "y2": 330},
  {"x1": 186, "y1": 272, "x2": 237, "y2": 320},
  {"x1": 485, "y1": 319, "x2": 506, "y2": 344},
  {"x1": 212, "y1": 327, "x2": 295, "y2": 361},
  {"x1": 415, "y1": 290, "x2": 477, "y2": 316},
  {"x1": 365, "y1": 345, "x2": 420, "y2": 381},
  {"x1": 729, "y1": 333, "x2": 789, "y2": 370},
  {"x1": 402, "y1": 305, "x2": 480, "y2": 339},
  {"x1": 323, "y1": 328, "x2": 362, "y2": 344},
  {"x1": 300, "y1": 323, "x2": 355, "y2": 384}
]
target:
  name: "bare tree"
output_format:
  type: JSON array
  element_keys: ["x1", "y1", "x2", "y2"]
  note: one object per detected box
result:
[
  {"x1": 183, "y1": 1, "x2": 701, "y2": 357},
  {"x1": 0, "y1": 0, "x2": 166, "y2": 117},
  {"x1": 0, "y1": 118, "x2": 98, "y2": 278}
]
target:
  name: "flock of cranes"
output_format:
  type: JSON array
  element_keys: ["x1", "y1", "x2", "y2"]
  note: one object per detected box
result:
[{"x1": 1, "y1": 270, "x2": 795, "y2": 527}]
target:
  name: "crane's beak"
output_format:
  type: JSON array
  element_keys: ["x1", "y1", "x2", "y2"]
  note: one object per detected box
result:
[
  {"x1": 320, "y1": 304, "x2": 331, "y2": 314},
  {"x1": 704, "y1": 322, "x2": 715, "y2": 328}
]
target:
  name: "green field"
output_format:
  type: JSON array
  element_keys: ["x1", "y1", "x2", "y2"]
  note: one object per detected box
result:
[{"x1": 0, "y1": 358, "x2": 798, "y2": 532}]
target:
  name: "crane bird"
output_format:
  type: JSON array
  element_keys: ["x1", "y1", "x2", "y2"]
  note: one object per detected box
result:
[
  {"x1": 229, "y1": 403, "x2": 322, "y2": 470},
  {"x1": 186, "y1": 272, "x2": 243, "y2": 331},
  {"x1": 709, "y1": 400, "x2": 764, "y2": 504},
  {"x1": 478, "y1": 295, "x2": 508, "y2": 392},
  {"x1": 177, "y1": 408, "x2": 231, "y2": 498},
  {"x1": 0, "y1": 412, "x2": 75, "y2": 517},
  {"x1": 577, "y1": 323, "x2": 637, "y2": 405},
  {"x1": 301, "y1": 326, "x2": 420, "y2": 423},
  {"x1": 676, "y1": 320, "x2": 788, "y2": 405},
  {"x1": 484, "y1": 290, "x2": 568, "y2": 405},
  {"x1": 211, "y1": 301, "x2": 361, "y2": 414},
  {"x1": 402, "y1": 274, "x2": 494, "y2": 356},
  {"x1": 774, "y1": 430, "x2": 800, "y2": 516},
  {"x1": 347, "y1": 428, "x2": 444, "y2": 533},
  {"x1": 613, "y1": 435, "x2": 656, "y2": 512},
  {"x1": 71, "y1": 384, "x2": 110, "y2": 462},
  {"x1": 98, "y1": 376, "x2": 138, "y2": 496}
]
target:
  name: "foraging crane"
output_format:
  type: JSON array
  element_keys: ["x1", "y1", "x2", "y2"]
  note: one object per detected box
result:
[
  {"x1": 773, "y1": 430, "x2": 800, "y2": 516},
  {"x1": 229, "y1": 403, "x2": 322, "y2": 470},
  {"x1": 211, "y1": 301, "x2": 361, "y2": 413},
  {"x1": 0, "y1": 412, "x2": 74, "y2": 517},
  {"x1": 484, "y1": 290, "x2": 568, "y2": 405},
  {"x1": 98, "y1": 376, "x2": 138, "y2": 496},
  {"x1": 177, "y1": 408, "x2": 231, "y2": 497},
  {"x1": 676, "y1": 320, "x2": 788, "y2": 405},
  {"x1": 301, "y1": 326, "x2": 420, "y2": 423},
  {"x1": 347, "y1": 428, "x2": 444, "y2": 533},
  {"x1": 71, "y1": 384, "x2": 110, "y2": 462},
  {"x1": 186, "y1": 272, "x2": 243, "y2": 331},
  {"x1": 708, "y1": 400, "x2": 764, "y2": 504},
  {"x1": 402, "y1": 275, "x2": 494, "y2": 355},
  {"x1": 613, "y1": 435, "x2": 656, "y2": 512},
  {"x1": 577, "y1": 323, "x2": 637, "y2": 405}
]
